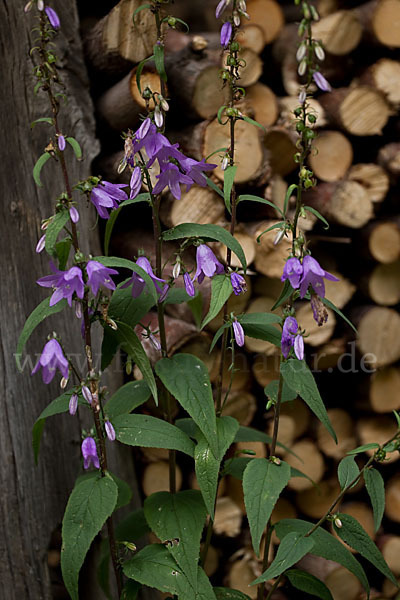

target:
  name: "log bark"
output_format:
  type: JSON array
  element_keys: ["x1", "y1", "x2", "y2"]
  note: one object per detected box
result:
[
  {"x1": 285, "y1": 439, "x2": 325, "y2": 491},
  {"x1": 316, "y1": 409, "x2": 356, "y2": 459},
  {"x1": 378, "y1": 143, "x2": 400, "y2": 178},
  {"x1": 370, "y1": 367, "x2": 400, "y2": 413},
  {"x1": 245, "y1": 0, "x2": 285, "y2": 45}
]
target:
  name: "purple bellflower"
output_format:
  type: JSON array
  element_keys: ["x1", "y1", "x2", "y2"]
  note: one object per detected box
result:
[
  {"x1": 90, "y1": 180, "x2": 128, "y2": 219},
  {"x1": 132, "y1": 119, "x2": 170, "y2": 160},
  {"x1": 86, "y1": 260, "x2": 118, "y2": 296},
  {"x1": 193, "y1": 244, "x2": 224, "y2": 284},
  {"x1": 121, "y1": 256, "x2": 165, "y2": 298},
  {"x1": 69, "y1": 206, "x2": 79, "y2": 223},
  {"x1": 299, "y1": 255, "x2": 338, "y2": 299},
  {"x1": 313, "y1": 71, "x2": 332, "y2": 92},
  {"x1": 152, "y1": 164, "x2": 193, "y2": 200},
  {"x1": 58, "y1": 135, "x2": 66, "y2": 151},
  {"x1": 37, "y1": 264, "x2": 84, "y2": 307},
  {"x1": 69, "y1": 393, "x2": 78, "y2": 415},
  {"x1": 230, "y1": 272, "x2": 247, "y2": 296},
  {"x1": 281, "y1": 316, "x2": 304, "y2": 360},
  {"x1": 220, "y1": 21, "x2": 233, "y2": 47},
  {"x1": 281, "y1": 257, "x2": 303, "y2": 289},
  {"x1": 81, "y1": 385, "x2": 93, "y2": 405},
  {"x1": 233, "y1": 319, "x2": 245, "y2": 347},
  {"x1": 129, "y1": 166, "x2": 142, "y2": 199},
  {"x1": 180, "y1": 157, "x2": 216, "y2": 187},
  {"x1": 183, "y1": 272, "x2": 195, "y2": 297},
  {"x1": 216, "y1": 0, "x2": 231, "y2": 18},
  {"x1": 81, "y1": 437, "x2": 100, "y2": 470},
  {"x1": 105, "y1": 420, "x2": 116, "y2": 442},
  {"x1": 45, "y1": 6, "x2": 60, "y2": 29},
  {"x1": 31, "y1": 338, "x2": 69, "y2": 384}
]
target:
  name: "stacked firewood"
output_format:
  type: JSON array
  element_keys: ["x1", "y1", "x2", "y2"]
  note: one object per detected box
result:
[{"x1": 77, "y1": 0, "x2": 400, "y2": 597}]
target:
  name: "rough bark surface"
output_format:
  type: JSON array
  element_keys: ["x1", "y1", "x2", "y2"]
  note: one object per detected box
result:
[{"x1": 0, "y1": 2, "x2": 140, "y2": 598}]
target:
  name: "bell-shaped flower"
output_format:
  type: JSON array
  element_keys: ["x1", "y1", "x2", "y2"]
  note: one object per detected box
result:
[
  {"x1": 152, "y1": 164, "x2": 193, "y2": 200},
  {"x1": 90, "y1": 180, "x2": 128, "y2": 220},
  {"x1": 132, "y1": 119, "x2": 170, "y2": 160},
  {"x1": 179, "y1": 156, "x2": 216, "y2": 188},
  {"x1": 31, "y1": 338, "x2": 69, "y2": 384},
  {"x1": 232, "y1": 319, "x2": 245, "y2": 347},
  {"x1": 121, "y1": 256, "x2": 165, "y2": 298},
  {"x1": 220, "y1": 21, "x2": 233, "y2": 47},
  {"x1": 193, "y1": 244, "x2": 224, "y2": 284},
  {"x1": 299, "y1": 255, "x2": 338, "y2": 299},
  {"x1": 37, "y1": 264, "x2": 84, "y2": 307},
  {"x1": 313, "y1": 71, "x2": 331, "y2": 92},
  {"x1": 281, "y1": 257, "x2": 303, "y2": 289},
  {"x1": 129, "y1": 166, "x2": 142, "y2": 199},
  {"x1": 183, "y1": 272, "x2": 195, "y2": 297},
  {"x1": 281, "y1": 316, "x2": 303, "y2": 360},
  {"x1": 230, "y1": 272, "x2": 247, "y2": 296},
  {"x1": 45, "y1": 6, "x2": 60, "y2": 29},
  {"x1": 81, "y1": 437, "x2": 100, "y2": 470},
  {"x1": 86, "y1": 260, "x2": 118, "y2": 296}
]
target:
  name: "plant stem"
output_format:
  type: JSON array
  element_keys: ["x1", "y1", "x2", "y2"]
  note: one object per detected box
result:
[{"x1": 266, "y1": 574, "x2": 282, "y2": 600}]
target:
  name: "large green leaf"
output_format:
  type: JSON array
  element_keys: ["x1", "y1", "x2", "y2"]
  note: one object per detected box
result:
[
  {"x1": 162, "y1": 223, "x2": 247, "y2": 272},
  {"x1": 334, "y1": 513, "x2": 396, "y2": 584},
  {"x1": 94, "y1": 256, "x2": 158, "y2": 303},
  {"x1": 61, "y1": 474, "x2": 118, "y2": 600},
  {"x1": 104, "y1": 380, "x2": 151, "y2": 420},
  {"x1": 280, "y1": 360, "x2": 337, "y2": 442},
  {"x1": 275, "y1": 519, "x2": 369, "y2": 593},
  {"x1": 108, "y1": 283, "x2": 155, "y2": 327},
  {"x1": 337, "y1": 456, "x2": 360, "y2": 490},
  {"x1": 113, "y1": 413, "x2": 195, "y2": 457},
  {"x1": 195, "y1": 416, "x2": 239, "y2": 517},
  {"x1": 155, "y1": 354, "x2": 218, "y2": 457},
  {"x1": 253, "y1": 532, "x2": 314, "y2": 584},
  {"x1": 110, "y1": 321, "x2": 157, "y2": 404},
  {"x1": 124, "y1": 544, "x2": 184, "y2": 594},
  {"x1": 16, "y1": 297, "x2": 68, "y2": 370},
  {"x1": 144, "y1": 491, "x2": 207, "y2": 591},
  {"x1": 286, "y1": 570, "x2": 334, "y2": 600},
  {"x1": 364, "y1": 468, "x2": 385, "y2": 532},
  {"x1": 32, "y1": 390, "x2": 86, "y2": 463},
  {"x1": 264, "y1": 379, "x2": 297, "y2": 404},
  {"x1": 238, "y1": 313, "x2": 281, "y2": 346},
  {"x1": 45, "y1": 210, "x2": 70, "y2": 257},
  {"x1": 214, "y1": 588, "x2": 251, "y2": 599},
  {"x1": 201, "y1": 275, "x2": 233, "y2": 330},
  {"x1": 243, "y1": 458, "x2": 291, "y2": 556},
  {"x1": 322, "y1": 297, "x2": 357, "y2": 334}
]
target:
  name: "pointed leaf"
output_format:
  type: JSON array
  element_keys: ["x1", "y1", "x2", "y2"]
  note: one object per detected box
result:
[
  {"x1": 338, "y1": 456, "x2": 360, "y2": 490},
  {"x1": 322, "y1": 298, "x2": 357, "y2": 334},
  {"x1": 283, "y1": 184, "x2": 298, "y2": 216},
  {"x1": 115, "y1": 507, "x2": 150, "y2": 542},
  {"x1": 162, "y1": 223, "x2": 247, "y2": 272},
  {"x1": 210, "y1": 323, "x2": 230, "y2": 352},
  {"x1": 253, "y1": 532, "x2": 314, "y2": 584},
  {"x1": 214, "y1": 588, "x2": 251, "y2": 600},
  {"x1": 223, "y1": 165, "x2": 237, "y2": 214},
  {"x1": 304, "y1": 206, "x2": 329, "y2": 229},
  {"x1": 61, "y1": 474, "x2": 118, "y2": 600},
  {"x1": 237, "y1": 194, "x2": 284, "y2": 218},
  {"x1": 155, "y1": 354, "x2": 218, "y2": 457},
  {"x1": 144, "y1": 491, "x2": 207, "y2": 591},
  {"x1": 113, "y1": 414, "x2": 194, "y2": 457},
  {"x1": 55, "y1": 238, "x2": 72, "y2": 270},
  {"x1": 347, "y1": 443, "x2": 380, "y2": 455},
  {"x1": 201, "y1": 275, "x2": 233, "y2": 329},
  {"x1": 108, "y1": 282, "x2": 155, "y2": 326},
  {"x1": 135, "y1": 55, "x2": 154, "y2": 95},
  {"x1": 66, "y1": 137, "x2": 83, "y2": 160},
  {"x1": 275, "y1": 519, "x2": 370, "y2": 593},
  {"x1": 33, "y1": 151, "x2": 51, "y2": 187},
  {"x1": 271, "y1": 280, "x2": 293, "y2": 310},
  {"x1": 243, "y1": 458, "x2": 291, "y2": 556},
  {"x1": 124, "y1": 544, "x2": 183, "y2": 594},
  {"x1": 105, "y1": 380, "x2": 151, "y2": 420},
  {"x1": 31, "y1": 117, "x2": 54, "y2": 128},
  {"x1": 94, "y1": 256, "x2": 158, "y2": 302},
  {"x1": 238, "y1": 312, "x2": 281, "y2": 346},
  {"x1": 286, "y1": 570, "x2": 334, "y2": 600},
  {"x1": 121, "y1": 580, "x2": 141, "y2": 599},
  {"x1": 154, "y1": 42, "x2": 167, "y2": 82},
  {"x1": 240, "y1": 114, "x2": 266, "y2": 132},
  {"x1": 264, "y1": 379, "x2": 297, "y2": 404},
  {"x1": 16, "y1": 297, "x2": 68, "y2": 370},
  {"x1": 234, "y1": 426, "x2": 297, "y2": 456},
  {"x1": 205, "y1": 175, "x2": 224, "y2": 198},
  {"x1": 280, "y1": 360, "x2": 337, "y2": 442},
  {"x1": 45, "y1": 210, "x2": 70, "y2": 256},
  {"x1": 364, "y1": 468, "x2": 385, "y2": 532},
  {"x1": 334, "y1": 513, "x2": 396, "y2": 584}
]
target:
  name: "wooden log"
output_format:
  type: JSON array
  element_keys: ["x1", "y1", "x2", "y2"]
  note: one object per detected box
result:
[
  {"x1": 313, "y1": 338, "x2": 349, "y2": 371},
  {"x1": 142, "y1": 461, "x2": 183, "y2": 496},
  {"x1": 222, "y1": 390, "x2": 257, "y2": 426},
  {"x1": 242, "y1": 83, "x2": 279, "y2": 128},
  {"x1": 296, "y1": 478, "x2": 341, "y2": 519},
  {"x1": 264, "y1": 126, "x2": 298, "y2": 176},
  {"x1": 245, "y1": 0, "x2": 285, "y2": 45},
  {"x1": 378, "y1": 536, "x2": 400, "y2": 576},
  {"x1": 296, "y1": 302, "x2": 336, "y2": 347},
  {"x1": 347, "y1": 163, "x2": 390, "y2": 204},
  {"x1": 309, "y1": 131, "x2": 353, "y2": 183},
  {"x1": 318, "y1": 86, "x2": 392, "y2": 136},
  {"x1": 356, "y1": 0, "x2": 400, "y2": 48},
  {"x1": 159, "y1": 185, "x2": 225, "y2": 228},
  {"x1": 250, "y1": 221, "x2": 293, "y2": 279},
  {"x1": 359, "y1": 59, "x2": 400, "y2": 107},
  {"x1": 365, "y1": 261, "x2": 400, "y2": 306},
  {"x1": 214, "y1": 497, "x2": 243, "y2": 537},
  {"x1": 317, "y1": 409, "x2": 356, "y2": 460},
  {"x1": 270, "y1": 498, "x2": 297, "y2": 545},
  {"x1": 227, "y1": 558, "x2": 258, "y2": 599},
  {"x1": 244, "y1": 296, "x2": 281, "y2": 355},
  {"x1": 97, "y1": 65, "x2": 161, "y2": 131},
  {"x1": 215, "y1": 227, "x2": 256, "y2": 268},
  {"x1": 324, "y1": 565, "x2": 363, "y2": 600},
  {"x1": 202, "y1": 544, "x2": 219, "y2": 577},
  {"x1": 386, "y1": 476, "x2": 400, "y2": 523},
  {"x1": 357, "y1": 416, "x2": 399, "y2": 463},
  {"x1": 222, "y1": 351, "x2": 253, "y2": 392},
  {"x1": 84, "y1": 0, "x2": 156, "y2": 74},
  {"x1": 378, "y1": 143, "x2": 400, "y2": 178},
  {"x1": 252, "y1": 351, "x2": 281, "y2": 389},
  {"x1": 324, "y1": 271, "x2": 356, "y2": 309},
  {"x1": 135, "y1": 313, "x2": 198, "y2": 365},
  {"x1": 279, "y1": 96, "x2": 327, "y2": 129},
  {"x1": 285, "y1": 439, "x2": 325, "y2": 491},
  {"x1": 223, "y1": 47, "x2": 263, "y2": 87},
  {"x1": 280, "y1": 399, "x2": 310, "y2": 438},
  {"x1": 370, "y1": 366, "x2": 400, "y2": 413},
  {"x1": 304, "y1": 180, "x2": 374, "y2": 228},
  {"x1": 311, "y1": 10, "x2": 363, "y2": 55},
  {"x1": 382, "y1": 577, "x2": 400, "y2": 598},
  {"x1": 356, "y1": 307, "x2": 400, "y2": 368},
  {"x1": 362, "y1": 221, "x2": 400, "y2": 263},
  {"x1": 237, "y1": 24, "x2": 266, "y2": 54}
]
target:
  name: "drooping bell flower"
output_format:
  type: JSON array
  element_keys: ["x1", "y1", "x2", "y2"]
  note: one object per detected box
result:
[
  {"x1": 281, "y1": 257, "x2": 303, "y2": 289},
  {"x1": 220, "y1": 21, "x2": 233, "y2": 48},
  {"x1": 179, "y1": 156, "x2": 216, "y2": 187},
  {"x1": 129, "y1": 166, "x2": 142, "y2": 199},
  {"x1": 193, "y1": 244, "x2": 224, "y2": 284},
  {"x1": 299, "y1": 255, "x2": 338, "y2": 299},
  {"x1": 37, "y1": 264, "x2": 84, "y2": 307},
  {"x1": 105, "y1": 420, "x2": 116, "y2": 442},
  {"x1": 313, "y1": 71, "x2": 331, "y2": 92},
  {"x1": 69, "y1": 393, "x2": 78, "y2": 415},
  {"x1": 45, "y1": 6, "x2": 60, "y2": 29},
  {"x1": 230, "y1": 272, "x2": 247, "y2": 296},
  {"x1": 90, "y1": 180, "x2": 128, "y2": 220},
  {"x1": 232, "y1": 318, "x2": 245, "y2": 347},
  {"x1": 86, "y1": 260, "x2": 118, "y2": 296},
  {"x1": 31, "y1": 338, "x2": 69, "y2": 384},
  {"x1": 281, "y1": 316, "x2": 303, "y2": 360},
  {"x1": 81, "y1": 437, "x2": 100, "y2": 470},
  {"x1": 152, "y1": 164, "x2": 193, "y2": 200},
  {"x1": 183, "y1": 272, "x2": 195, "y2": 297},
  {"x1": 121, "y1": 256, "x2": 165, "y2": 298},
  {"x1": 216, "y1": 0, "x2": 231, "y2": 18}
]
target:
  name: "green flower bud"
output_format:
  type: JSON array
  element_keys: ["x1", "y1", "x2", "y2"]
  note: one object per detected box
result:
[{"x1": 167, "y1": 16, "x2": 176, "y2": 27}]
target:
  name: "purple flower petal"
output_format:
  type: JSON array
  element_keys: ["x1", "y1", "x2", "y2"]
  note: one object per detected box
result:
[
  {"x1": 105, "y1": 420, "x2": 116, "y2": 442},
  {"x1": 313, "y1": 71, "x2": 332, "y2": 92},
  {"x1": 220, "y1": 21, "x2": 232, "y2": 47},
  {"x1": 81, "y1": 437, "x2": 100, "y2": 470},
  {"x1": 45, "y1": 6, "x2": 60, "y2": 29},
  {"x1": 184, "y1": 272, "x2": 195, "y2": 297},
  {"x1": 233, "y1": 319, "x2": 245, "y2": 347}
]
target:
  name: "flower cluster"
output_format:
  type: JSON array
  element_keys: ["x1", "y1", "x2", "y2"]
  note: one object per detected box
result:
[
  {"x1": 282, "y1": 255, "x2": 338, "y2": 300},
  {"x1": 281, "y1": 316, "x2": 304, "y2": 360},
  {"x1": 90, "y1": 181, "x2": 128, "y2": 220}
]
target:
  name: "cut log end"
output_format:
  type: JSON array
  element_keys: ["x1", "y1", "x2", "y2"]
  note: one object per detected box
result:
[
  {"x1": 356, "y1": 307, "x2": 400, "y2": 368},
  {"x1": 312, "y1": 10, "x2": 363, "y2": 55},
  {"x1": 310, "y1": 130, "x2": 353, "y2": 182},
  {"x1": 339, "y1": 86, "x2": 392, "y2": 136},
  {"x1": 246, "y1": 0, "x2": 285, "y2": 44},
  {"x1": 348, "y1": 163, "x2": 389, "y2": 204},
  {"x1": 372, "y1": 0, "x2": 400, "y2": 47}
]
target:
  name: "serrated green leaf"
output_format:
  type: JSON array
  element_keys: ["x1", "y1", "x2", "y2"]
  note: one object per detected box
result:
[
  {"x1": 105, "y1": 380, "x2": 151, "y2": 420},
  {"x1": 347, "y1": 443, "x2": 380, "y2": 455},
  {"x1": 304, "y1": 205, "x2": 329, "y2": 229},
  {"x1": 45, "y1": 210, "x2": 70, "y2": 257},
  {"x1": 243, "y1": 458, "x2": 291, "y2": 556},
  {"x1": 201, "y1": 275, "x2": 233, "y2": 329},
  {"x1": 104, "y1": 193, "x2": 150, "y2": 256},
  {"x1": 61, "y1": 474, "x2": 118, "y2": 600},
  {"x1": 238, "y1": 312, "x2": 281, "y2": 346},
  {"x1": 205, "y1": 175, "x2": 224, "y2": 198},
  {"x1": 334, "y1": 513, "x2": 396, "y2": 584},
  {"x1": 240, "y1": 114, "x2": 266, "y2": 132},
  {"x1": 338, "y1": 456, "x2": 360, "y2": 490},
  {"x1": 223, "y1": 165, "x2": 237, "y2": 214},
  {"x1": 281, "y1": 360, "x2": 337, "y2": 442},
  {"x1": 264, "y1": 379, "x2": 297, "y2": 404},
  {"x1": 66, "y1": 137, "x2": 82, "y2": 160},
  {"x1": 275, "y1": 519, "x2": 369, "y2": 594},
  {"x1": 253, "y1": 532, "x2": 314, "y2": 584},
  {"x1": 162, "y1": 223, "x2": 247, "y2": 272},
  {"x1": 322, "y1": 297, "x2": 357, "y2": 334},
  {"x1": 364, "y1": 468, "x2": 385, "y2": 532},
  {"x1": 283, "y1": 184, "x2": 298, "y2": 216},
  {"x1": 154, "y1": 42, "x2": 167, "y2": 82},
  {"x1": 108, "y1": 281, "x2": 155, "y2": 327},
  {"x1": 124, "y1": 544, "x2": 182, "y2": 594},
  {"x1": 113, "y1": 413, "x2": 194, "y2": 456},
  {"x1": 271, "y1": 280, "x2": 293, "y2": 311},
  {"x1": 214, "y1": 588, "x2": 251, "y2": 599},
  {"x1": 237, "y1": 194, "x2": 284, "y2": 218},
  {"x1": 94, "y1": 256, "x2": 158, "y2": 303},
  {"x1": 16, "y1": 297, "x2": 68, "y2": 371},
  {"x1": 155, "y1": 354, "x2": 218, "y2": 457},
  {"x1": 286, "y1": 569, "x2": 334, "y2": 600},
  {"x1": 33, "y1": 151, "x2": 51, "y2": 187}
]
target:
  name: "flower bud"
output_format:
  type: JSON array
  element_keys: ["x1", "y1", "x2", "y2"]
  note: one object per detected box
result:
[
  {"x1": 69, "y1": 393, "x2": 78, "y2": 415},
  {"x1": 154, "y1": 105, "x2": 163, "y2": 128},
  {"x1": 24, "y1": 1, "x2": 33, "y2": 12},
  {"x1": 296, "y1": 43, "x2": 307, "y2": 62},
  {"x1": 37, "y1": 0, "x2": 44, "y2": 10},
  {"x1": 107, "y1": 318, "x2": 118, "y2": 331},
  {"x1": 74, "y1": 301, "x2": 82, "y2": 319},
  {"x1": 60, "y1": 376, "x2": 68, "y2": 389},
  {"x1": 314, "y1": 44, "x2": 325, "y2": 61},
  {"x1": 58, "y1": 135, "x2": 66, "y2": 151},
  {"x1": 149, "y1": 333, "x2": 161, "y2": 351},
  {"x1": 298, "y1": 89, "x2": 307, "y2": 104},
  {"x1": 69, "y1": 206, "x2": 79, "y2": 223},
  {"x1": 82, "y1": 385, "x2": 93, "y2": 405},
  {"x1": 105, "y1": 420, "x2": 116, "y2": 442},
  {"x1": 274, "y1": 229, "x2": 285, "y2": 246},
  {"x1": 159, "y1": 96, "x2": 169, "y2": 112},
  {"x1": 126, "y1": 359, "x2": 132, "y2": 375},
  {"x1": 167, "y1": 16, "x2": 176, "y2": 27},
  {"x1": 172, "y1": 260, "x2": 181, "y2": 279},
  {"x1": 238, "y1": 0, "x2": 247, "y2": 11},
  {"x1": 233, "y1": 11, "x2": 241, "y2": 26},
  {"x1": 334, "y1": 517, "x2": 342, "y2": 528},
  {"x1": 298, "y1": 59, "x2": 307, "y2": 77},
  {"x1": 221, "y1": 156, "x2": 229, "y2": 171},
  {"x1": 35, "y1": 234, "x2": 46, "y2": 253},
  {"x1": 271, "y1": 456, "x2": 281, "y2": 465}
]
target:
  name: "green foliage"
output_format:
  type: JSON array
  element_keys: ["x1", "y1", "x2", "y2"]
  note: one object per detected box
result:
[
  {"x1": 154, "y1": 42, "x2": 167, "y2": 82},
  {"x1": 61, "y1": 473, "x2": 118, "y2": 600},
  {"x1": 104, "y1": 380, "x2": 151, "y2": 420},
  {"x1": 264, "y1": 380, "x2": 297, "y2": 404},
  {"x1": 253, "y1": 532, "x2": 314, "y2": 583},
  {"x1": 322, "y1": 297, "x2": 357, "y2": 333},
  {"x1": 155, "y1": 354, "x2": 218, "y2": 457},
  {"x1": 271, "y1": 280, "x2": 293, "y2": 310},
  {"x1": 243, "y1": 458, "x2": 291, "y2": 556},
  {"x1": 238, "y1": 313, "x2": 281, "y2": 346},
  {"x1": 364, "y1": 468, "x2": 385, "y2": 532},
  {"x1": 223, "y1": 165, "x2": 237, "y2": 213},
  {"x1": 285, "y1": 570, "x2": 334, "y2": 600},
  {"x1": 66, "y1": 136, "x2": 82, "y2": 160},
  {"x1": 113, "y1": 413, "x2": 195, "y2": 457},
  {"x1": 33, "y1": 151, "x2": 51, "y2": 187},
  {"x1": 45, "y1": 210, "x2": 70, "y2": 256},
  {"x1": 237, "y1": 194, "x2": 284, "y2": 218},
  {"x1": 337, "y1": 456, "x2": 360, "y2": 490},
  {"x1": 108, "y1": 282, "x2": 155, "y2": 328},
  {"x1": 201, "y1": 275, "x2": 233, "y2": 329},
  {"x1": 214, "y1": 589, "x2": 251, "y2": 599},
  {"x1": 304, "y1": 205, "x2": 329, "y2": 229}
]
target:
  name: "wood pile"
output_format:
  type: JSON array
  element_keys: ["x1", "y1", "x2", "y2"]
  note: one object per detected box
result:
[{"x1": 79, "y1": 0, "x2": 400, "y2": 597}]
